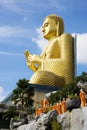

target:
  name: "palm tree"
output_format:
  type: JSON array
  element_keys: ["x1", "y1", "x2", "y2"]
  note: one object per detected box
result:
[{"x1": 11, "y1": 78, "x2": 34, "y2": 113}]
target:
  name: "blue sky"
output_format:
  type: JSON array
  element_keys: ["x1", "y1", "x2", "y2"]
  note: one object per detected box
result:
[{"x1": 0, "y1": 0, "x2": 87, "y2": 101}]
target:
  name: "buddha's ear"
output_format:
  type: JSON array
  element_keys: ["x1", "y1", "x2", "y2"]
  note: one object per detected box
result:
[{"x1": 56, "y1": 22, "x2": 59, "y2": 37}]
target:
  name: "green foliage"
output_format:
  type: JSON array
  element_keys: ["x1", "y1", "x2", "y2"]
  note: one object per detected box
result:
[
  {"x1": 11, "y1": 78, "x2": 34, "y2": 108},
  {"x1": 3, "y1": 78, "x2": 35, "y2": 120},
  {"x1": 48, "y1": 72, "x2": 87, "y2": 104},
  {"x1": 0, "y1": 103, "x2": 7, "y2": 108},
  {"x1": 69, "y1": 93, "x2": 78, "y2": 100},
  {"x1": 3, "y1": 106, "x2": 18, "y2": 120},
  {"x1": 51, "y1": 119, "x2": 62, "y2": 130},
  {"x1": 74, "y1": 72, "x2": 87, "y2": 83},
  {"x1": 48, "y1": 82, "x2": 80, "y2": 104}
]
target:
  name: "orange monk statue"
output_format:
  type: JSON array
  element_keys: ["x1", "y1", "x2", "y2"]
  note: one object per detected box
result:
[
  {"x1": 61, "y1": 98, "x2": 66, "y2": 113},
  {"x1": 41, "y1": 97, "x2": 49, "y2": 108},
  {"x1": 56, "y1": 102, "x2": 62, "y2": 115},
  {"x1": 79, "y1": 89, "x2": 86, "y2": 107}
]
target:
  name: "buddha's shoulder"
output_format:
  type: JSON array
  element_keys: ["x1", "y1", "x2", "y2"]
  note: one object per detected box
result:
[
  {"x1": 55, "y1": 33, "x2": 72, "y2": 43},
  {"x1": 50, "y1": 33, "x2": 72, "y2": 45},
  {"x1": 55, "y1": 33, "x2": 72, "y2": 40},
  {"x1": 60, "y1": 33, "x2": 72, "y2": 39}
]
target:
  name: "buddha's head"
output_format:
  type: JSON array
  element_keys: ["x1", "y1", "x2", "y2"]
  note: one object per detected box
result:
[{"x1": 42, "y1": 14, "x2": 64, "y2": 40}]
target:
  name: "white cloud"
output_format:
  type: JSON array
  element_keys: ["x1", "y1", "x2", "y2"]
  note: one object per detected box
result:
[
  {"x1": 0, "y1": 0, "x2": 86, "y2": 16},
  {"x1": 32, "y1": 28, "x2": 87, "y2": 65},
  {"x1": 32, "y1": 27, "x2": 47, "y2": 51},
  {"x1": 0, "y1": 86, "x2": 5, "y2": 101},
  {"x1": 0, "y1": 0, "x2": 42, "y2": 15},
  {"x1": 0, "y1": 86, "x2": 3, "y2": 95},
  {"x1": 77, "y1": 33, "x2": 87, "y2": 64},
  {"x1": 0, "y1": 51, "x2": 23, "y2": 56},
  {"x1": 0, "y1": 26, "x2": 32, "y2": 39},
  {"x1": 0, "y1": 0, "x2": 28, "y2": 14}
]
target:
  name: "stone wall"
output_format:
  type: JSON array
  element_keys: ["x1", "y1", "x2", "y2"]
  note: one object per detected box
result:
[
  {"x1": 16, "y1": 106, "x2": 87, "y2": 130},
  {"x1": 32, "y1": 91, "x2": 46, "y2": 107},
  {"x1": 57, "y1": 107, "x2": 87, "y2": 130}
]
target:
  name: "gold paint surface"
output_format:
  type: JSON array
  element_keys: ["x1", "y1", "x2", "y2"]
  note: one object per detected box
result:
[{"x1": 24, "y1": 14, "x2": 74, "y2": 87}]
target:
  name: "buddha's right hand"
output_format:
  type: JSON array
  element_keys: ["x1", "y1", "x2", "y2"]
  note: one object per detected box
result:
[{"x1": 24, "y1": 50, "x2": 30, "y2": 59}]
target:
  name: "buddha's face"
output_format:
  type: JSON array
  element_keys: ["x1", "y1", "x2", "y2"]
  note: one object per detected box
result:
[{"x1": 42, "y1": 18, "x2": 57, "y2": 40}]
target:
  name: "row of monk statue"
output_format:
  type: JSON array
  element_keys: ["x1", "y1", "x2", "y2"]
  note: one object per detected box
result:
[{"x1": 35, "y1": 89, "x2": 86, "y2": 116}]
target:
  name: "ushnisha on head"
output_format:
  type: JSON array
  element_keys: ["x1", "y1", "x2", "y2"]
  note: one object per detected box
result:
[{"x1": 42, "y1": 14, "x2": 64, "y2": 39}]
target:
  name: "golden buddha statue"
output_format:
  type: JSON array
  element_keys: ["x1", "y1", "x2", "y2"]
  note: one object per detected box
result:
[{"x1": 24, "y1": 14, "x2": 74, "y2": 88}]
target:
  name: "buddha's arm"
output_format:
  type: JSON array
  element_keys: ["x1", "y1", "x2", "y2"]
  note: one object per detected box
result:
[
  {"x1": 24, "y1": 50, "x2": 45, "y2": 72},
  {"x1": 29, "y1": 54, "x2": 42, "y2": 65},
  {"x1": 24, "y1": 50, "x2": 40, "y2": 72},
  {"x1": 26, "y1": 60, "x2": 38, "y2": 72}
]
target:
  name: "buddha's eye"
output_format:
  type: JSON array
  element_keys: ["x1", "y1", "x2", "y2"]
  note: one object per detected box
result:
[
  {"x1": 42, "y1": 22, "x2": 49, "y2": 29},
  {"x1": 44, "y1": 22, "x2": 49, "y2": 27}
]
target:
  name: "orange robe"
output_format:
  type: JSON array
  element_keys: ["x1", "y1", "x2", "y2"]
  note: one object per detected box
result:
[
  {"x1": 35, "y1": 107, "x2": 43, "y2": 116},
  {"x1": 61, "y1": 100, "x2": 66, "y2": 113},
  {"x1": 41, "y1": 99, "x2": 49, "y2": 108},
  {"x1": 56, "y1": 103, "x2": 62, "y2": 114},
  {"x1": 52, "y1": 104, "x2": 56, "y2": 110},
  {"x1": 79, "y1": 91, "x2": 86, "y2": 107}
]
